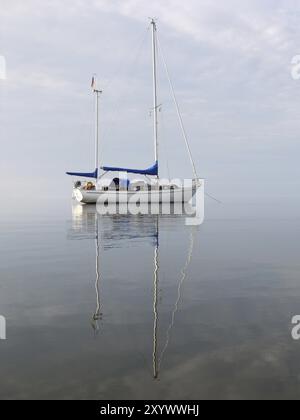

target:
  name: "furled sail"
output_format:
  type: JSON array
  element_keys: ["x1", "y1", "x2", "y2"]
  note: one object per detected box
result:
[
  {"x1": 66, "y1": 169, "x2": 98, "y2": 179},
  {"x1": 101, "y1": 161, "x2": 158, "y2": 176}
]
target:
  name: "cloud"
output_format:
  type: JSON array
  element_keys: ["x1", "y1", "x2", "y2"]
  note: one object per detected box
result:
[
  {"x1": 93, "y1": 0, "x2": 296, "y2": 55},
  {"x1": 1, "y1": 0, "x2": 296, "y2": 54}
]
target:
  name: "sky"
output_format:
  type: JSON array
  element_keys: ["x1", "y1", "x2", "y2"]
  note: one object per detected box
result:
[{"x1": 0, "y1": 0, "x2": 300, "y2": 205}]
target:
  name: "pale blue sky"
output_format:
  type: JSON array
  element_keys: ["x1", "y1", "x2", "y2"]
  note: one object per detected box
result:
[{"x1": 0, "y1": 0, "x2": 300, "y2": 205}]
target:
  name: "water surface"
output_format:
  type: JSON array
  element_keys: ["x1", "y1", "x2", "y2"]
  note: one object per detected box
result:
[{"x1": 0, "y1": 199, "x2": 300, "y2": 400}]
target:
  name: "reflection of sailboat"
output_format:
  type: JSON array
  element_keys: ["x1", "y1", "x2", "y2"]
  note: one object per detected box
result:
[
  {"x1": 69, "y1": 204, "x2": 196, "y2": 373},
  {"x1": 152, "y1": 217, "x2": 159, "y2": 379},
  {"x1": 91, "y1": 215, "x2": 102, "y2": 332},
  {"x1": 69, "y1": 204, "x2": 161, "y2": 332},
  {"x1": 70, "y1": 204, "x2": 103, "y2": 332},
  {"x1": 158, "y1": 230, "x2": 195, "y2": 373},
  {"x1": 151, "y1": 217, "x2": 195, "y2": 379}
]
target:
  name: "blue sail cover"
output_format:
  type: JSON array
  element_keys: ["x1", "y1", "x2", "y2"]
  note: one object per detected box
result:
[
  {"x1": 66, "y1": 168, "x2": 98, "y2": 179},
  {"x1": 101, "y1": 161, "x2": 158, "y2": 176}
]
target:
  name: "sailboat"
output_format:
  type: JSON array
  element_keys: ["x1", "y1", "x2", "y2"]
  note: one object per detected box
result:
[{"x1": 67, "y1": 19, "x2": 203, "y2": 205}]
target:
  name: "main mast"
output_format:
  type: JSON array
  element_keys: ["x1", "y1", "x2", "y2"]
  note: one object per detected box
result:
[{"x1": 151, "y1": 19, "x2": 159, "y2": 176}]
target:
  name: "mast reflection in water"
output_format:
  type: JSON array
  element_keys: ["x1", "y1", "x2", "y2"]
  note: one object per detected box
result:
[{"x1": 68, "y1": 204, "x2": 196, "y2": 378}]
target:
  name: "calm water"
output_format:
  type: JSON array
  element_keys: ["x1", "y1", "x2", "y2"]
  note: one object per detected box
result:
[{"x1": 0, "y1": 198, "x2": 300, "y2": 400}]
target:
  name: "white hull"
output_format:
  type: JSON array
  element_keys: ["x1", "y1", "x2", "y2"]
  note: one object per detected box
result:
[{"x1": 74, "y1": 186, "x2": 198, "y2": 204}]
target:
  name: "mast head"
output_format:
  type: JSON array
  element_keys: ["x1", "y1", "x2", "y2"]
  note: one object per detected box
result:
[
  {"x1": 149, "y1": 17, "x2": 157, "y2": 29},
  {"x1": 91, "y1": 74, "x2": 102, "y2": 94}
]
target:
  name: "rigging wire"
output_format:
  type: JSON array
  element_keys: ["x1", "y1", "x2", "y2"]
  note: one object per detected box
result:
[
  {"x1": 159, "y1": 106, "x2": 171, "y2": 180},
  {"x1": 100, "y1": 25, "x2": 151, "y2": 158},
  {"x1": 157, "y1": 30, "x2": 222, "y2": 204},
  {"x1": 156, "y1": 34, "x2": 199, "y2": 181},
  {"x1": 205, "y1": 191, "x2": 222, "y2": 204},
  {"x1": 157, "y1": 229, "x2": 195, "y2": 371},
  {"x1": 155, "y1": 46, "x2": 171, "y2": 180},
  {"x1": 103, "y1": 24, "x2": 151, "y2": 91},
  {"x1": 98, "y1": 22, "x2": 222, "y2": 205}
]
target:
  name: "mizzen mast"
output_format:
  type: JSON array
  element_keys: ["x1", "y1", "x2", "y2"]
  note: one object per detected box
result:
[{"x1": 91, "y1": 75, "x2": 102, "y2": 178}]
